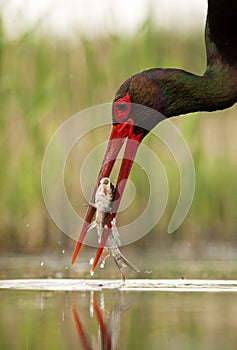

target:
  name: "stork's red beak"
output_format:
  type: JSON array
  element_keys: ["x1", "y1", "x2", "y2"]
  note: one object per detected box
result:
[{"x1": 71, "y1": 118, "x2": 144, "y2": 273}]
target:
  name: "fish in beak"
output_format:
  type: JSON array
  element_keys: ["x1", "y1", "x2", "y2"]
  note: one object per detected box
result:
[{"x1": 84, "y1": 177, "x2": 140, "y2": 280}]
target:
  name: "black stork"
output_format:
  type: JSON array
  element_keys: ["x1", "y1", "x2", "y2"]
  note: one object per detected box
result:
[{"x1": 72, "y1": 0, "x2": 237, "y2": 272}]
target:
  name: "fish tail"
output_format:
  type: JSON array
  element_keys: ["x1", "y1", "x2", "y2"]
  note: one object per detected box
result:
[{"x1": 112, "y1": 247, "x2": 140, "y2": 273}]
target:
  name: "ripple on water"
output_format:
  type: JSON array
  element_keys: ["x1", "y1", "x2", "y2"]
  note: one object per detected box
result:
[{"x1": 0, "y1": 279, "x2": 237, "y2": 292}]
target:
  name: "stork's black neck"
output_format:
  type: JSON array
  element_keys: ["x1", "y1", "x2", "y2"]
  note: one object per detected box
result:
[
  {"x1": 131, "y1": 64, "x2": 237, "y2": 118},
  {"x1": 114, "y1": 0, "x2": 237, "y2": 124},
  {"x1": 207, "y1": 0, "x2": 237, "y2": 65}
]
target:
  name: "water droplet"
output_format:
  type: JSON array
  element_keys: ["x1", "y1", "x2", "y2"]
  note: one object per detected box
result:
[
  {"x1": 90, "y1": 271, "x2": 94, "y2": 276},
  {"x1": 57, "y1": 241, "x2": 61, "y2": 245},
  {"x1": 40, "y1": 261, "x2": 44, "y2": 266},
  {"x1": 26, "y1": 224, "x2": 30, "y2": 228},
  {"x1": 89, "y1": 257, "x2": 94, "y2": 265},
  {"x1": 65, "y1": 266, "x2": 68, "y2": 270},
  {"x1": 62, "y1": 249, "x2": 65, "y2": 254}
]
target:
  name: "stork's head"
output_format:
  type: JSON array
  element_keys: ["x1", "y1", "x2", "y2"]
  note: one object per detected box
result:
[{"x1": 112, "y1": 73, "x2": 166, "y2": 138}]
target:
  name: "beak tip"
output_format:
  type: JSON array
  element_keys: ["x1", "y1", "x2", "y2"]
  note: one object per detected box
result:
[{"x1": 72, "y1": 241, "x2": 82, "y2": 265}]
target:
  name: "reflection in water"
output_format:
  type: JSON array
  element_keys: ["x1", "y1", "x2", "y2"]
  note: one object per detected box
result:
[
  {"x1": 72, "y1": 304, "x2": 92, "y2": 350},
  {"x1": 1, "y1": 288, "x2": 237, "y2": 349},
  {"x1": 72, "y1": 292, "x2": 129, "y2": 350}
]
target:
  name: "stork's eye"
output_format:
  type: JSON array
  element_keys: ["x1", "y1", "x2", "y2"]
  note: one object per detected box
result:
[
  {"x1": 117, "y1": 102, "x2": 127, "y2": 111},
  {"x1": 113, "y1": 93, "x2": 131, "y2": 122}
]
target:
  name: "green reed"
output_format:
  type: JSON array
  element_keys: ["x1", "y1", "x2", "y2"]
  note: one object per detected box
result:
[{"x1": 0, "y1": 16, "x2": 236, "y2": 251}]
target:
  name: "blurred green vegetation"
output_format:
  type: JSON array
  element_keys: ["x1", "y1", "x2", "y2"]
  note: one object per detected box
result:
[{"x1": 0, "y1": 15, "x2": 237, "y2": 252}]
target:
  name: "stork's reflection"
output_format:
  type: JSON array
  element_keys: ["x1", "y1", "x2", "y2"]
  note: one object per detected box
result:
[{"x1": 72, "y1": 292, "x2": 129, "y2": 350}]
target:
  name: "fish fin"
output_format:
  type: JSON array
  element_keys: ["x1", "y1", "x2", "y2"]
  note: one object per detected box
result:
[
  {"x1": 83, "y1": 202, "x2": 97, "y2": 209},
  {"x1": 85, "y1": 202, "x2": 111, "y2": 212},
  {"x1": 86, "y1": 221, "x2": 97, "y2": 232}
]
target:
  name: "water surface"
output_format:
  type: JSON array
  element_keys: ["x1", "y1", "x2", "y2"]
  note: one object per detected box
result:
[
  {"x1": 1, "y1": 288, "x2": 237, "y2": 350},
  {"x1": 1, "y1": 253, "x2": 237, "y2": 349}
]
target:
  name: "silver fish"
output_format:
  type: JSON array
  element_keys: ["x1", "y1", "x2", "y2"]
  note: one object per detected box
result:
[
  {"x1": 86, "y1": 177, "x2": 114, "y2": 239},
  {"x1": 87, "y1": 177, "x2": 139, "y2": 280}
]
